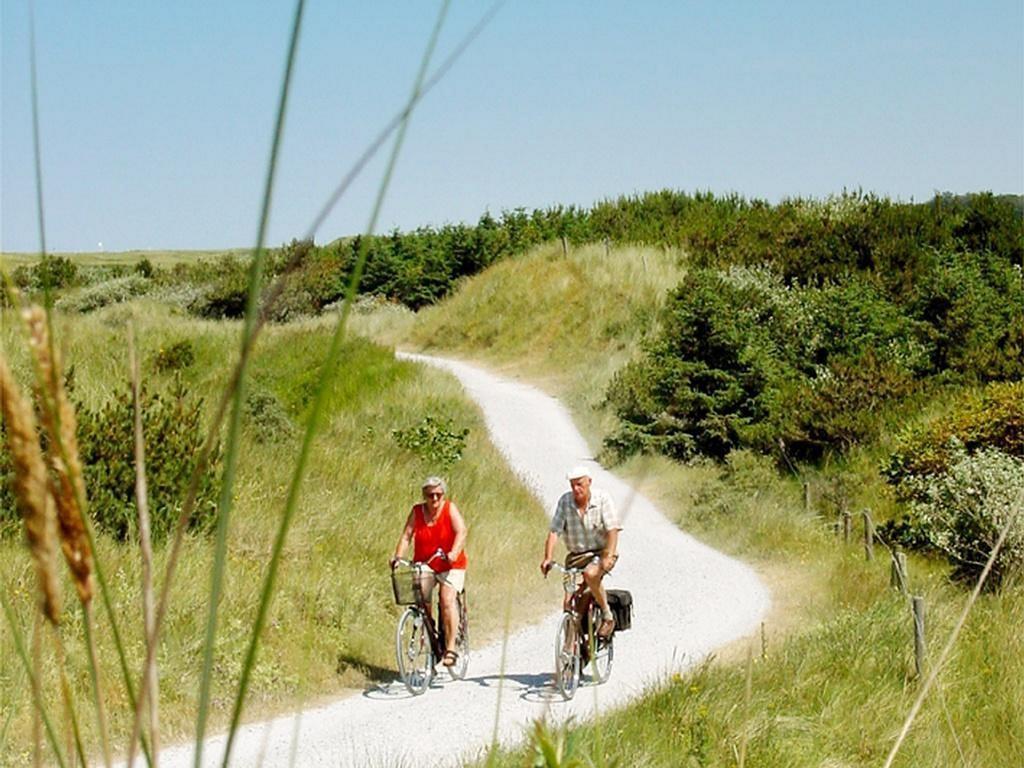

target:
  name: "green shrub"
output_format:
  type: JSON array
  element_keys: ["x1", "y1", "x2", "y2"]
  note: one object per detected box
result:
[
  {"x1": 151, "y1": 339, "x2": 196, "y2": 372},
  {"x1": 244, "y1": 389, "x2": 295, "y2": 443},
  {"x1": 32, "y1": 255, "x2": 79, "y2": 291},
  {"x1": 908, "y1": 249, "x2": 1024, "y2": 380},
  {"x1": 55, "y1": 274, "x2": 151, "y2": 313},
  {"x1": 603, "y1": 267, "x2": 926, "y2": 461},
  {"x1": 902, "y1": 445, "x2": 1024, "y2": 587},
  {"x1": 189, "y1": 254, "x2": 250, "y2": 318},
  {"x1": 604, "y1": 269, "x2": 784, "y2": 461},
  {"x1": 392, "y1": 415, "x2": 469, "y2": 470},
  {"x1": 0, "y1": 418, "x2": 19, "y2": 535},
  {"x1": 884, "y1": 381, "x2": 1024, "y2": 485},
  {"x1": 952, "y1": 191, "x2": 1024, "y2": 267},
  {"x1": 76, "y1": 380, "x2": 221, "y2": 542},
  {"x1": 777, "y1": 352, "x2": 917, "y2": 455},
  {"x1": 134, "y1": 257, "x2": 155, "y2": 278}
]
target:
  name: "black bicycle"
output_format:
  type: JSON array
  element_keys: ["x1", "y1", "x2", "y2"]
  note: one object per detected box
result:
[
  {"x1": 390, "y1": 550, "x2": 469, "y2": 695},
  {"x1": 546, "y1": 559, "x2": 614, "y2": 700}
]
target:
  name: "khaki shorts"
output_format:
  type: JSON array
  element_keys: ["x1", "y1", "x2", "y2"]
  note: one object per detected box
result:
[
  {"x1": 417, "y1": 567, "x2": 466, "y2": 595},
  {"x1": 565, "y1": 550, "x2": 602, "y2": 570}
]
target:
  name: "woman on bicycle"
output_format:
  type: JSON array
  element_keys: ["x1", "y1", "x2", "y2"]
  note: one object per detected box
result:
[{"x1": 390, "y1": 476, "x2": 468, "y2": 667}]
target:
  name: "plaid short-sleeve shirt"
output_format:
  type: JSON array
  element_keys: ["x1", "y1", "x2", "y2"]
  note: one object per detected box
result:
[{"x1": 549, "y1": 486, "x2": 622, "y2": 553}]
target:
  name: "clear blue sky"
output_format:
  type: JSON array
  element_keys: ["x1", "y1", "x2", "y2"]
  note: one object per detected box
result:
[{"x1": 2, "y1": 1, "x2": 1022, "y2": 253}]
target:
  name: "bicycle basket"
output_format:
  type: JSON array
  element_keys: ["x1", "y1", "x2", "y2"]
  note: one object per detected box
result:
[{"x1": 390, "y1": 565, "x2": 425, "y2": 606}]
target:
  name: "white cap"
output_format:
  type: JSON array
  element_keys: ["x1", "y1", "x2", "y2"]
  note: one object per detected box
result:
[{"x1": 566, "y1": 464, "x2": 591, "y2": 481}]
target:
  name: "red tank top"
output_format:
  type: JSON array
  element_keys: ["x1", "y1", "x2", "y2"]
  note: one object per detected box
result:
[{"x1": 412, "y1": 500, "x2": 468, "y2": 571}]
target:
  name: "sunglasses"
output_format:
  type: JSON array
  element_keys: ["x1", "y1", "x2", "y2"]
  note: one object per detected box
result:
[{"x1": 424, "y1": 491, "x2": 443, "y2": 499}]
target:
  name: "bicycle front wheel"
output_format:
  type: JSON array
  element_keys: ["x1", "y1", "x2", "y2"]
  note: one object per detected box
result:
[
  {"x1": 554, "y1": 612, "x2": 581, "y2": 700},
  {"x1": 586, "y1": 603, "x2": 614, "y2": 684},
  {"x1": 396, "y1": 607, "x2": 433, "y2": 695}
]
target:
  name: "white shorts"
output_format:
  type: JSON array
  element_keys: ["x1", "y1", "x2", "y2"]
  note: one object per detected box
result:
[{"x1": 419, "y1": 567, "x2": 465, "y2": 594}]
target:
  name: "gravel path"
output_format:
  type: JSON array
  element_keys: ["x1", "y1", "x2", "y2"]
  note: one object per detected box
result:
[{"x1": 154, "y1": 353, "x2": 771, "y2": 767}]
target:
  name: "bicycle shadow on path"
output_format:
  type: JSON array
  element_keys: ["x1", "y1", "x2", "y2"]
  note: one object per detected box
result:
[{"x1": 361, "y1": 670, "x2": 556, "y2": 701}]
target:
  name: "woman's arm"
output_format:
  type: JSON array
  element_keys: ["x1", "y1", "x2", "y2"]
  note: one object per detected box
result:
[
  {"x1": 391, "y1": 509, "x2": 416, "y2": 565},
  {"x1": 447, "y1": 501, "x2": 468, "y2": 561}
]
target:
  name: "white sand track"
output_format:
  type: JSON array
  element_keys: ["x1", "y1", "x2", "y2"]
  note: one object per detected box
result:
[{"x1": 150, "y1": 353, "x2": 770, "y2": 767}]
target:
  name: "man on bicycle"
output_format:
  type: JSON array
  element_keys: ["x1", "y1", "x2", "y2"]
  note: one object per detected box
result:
[
  {"x1": 540, "y1": 465, "x2": 622, "y2": 638},
  {"x1": 391, "y1": 476, "x2": 468, "y2": 667}
]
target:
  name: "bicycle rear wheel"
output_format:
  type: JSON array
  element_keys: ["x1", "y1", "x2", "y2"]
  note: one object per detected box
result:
[
  {"x1": 586, "y1": 603, "x2": 614, "y2": 684},
  {"x1": 448, "y1": 592, "x2": 470, "y2": 680},
  {"x1": 554, "y1": 612, "x2": 581, "y2": 700},
  {"x1": 396, "y1": 607, "x2": 433, "y2": 695}
]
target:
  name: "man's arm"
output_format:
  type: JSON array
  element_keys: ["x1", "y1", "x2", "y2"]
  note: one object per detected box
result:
[
  {"x1": 540, "y1": 530, "x2": 559, "y2": 574},
  {"x1": 600, "y1": 528, "x2": 619, "y2": 573}
]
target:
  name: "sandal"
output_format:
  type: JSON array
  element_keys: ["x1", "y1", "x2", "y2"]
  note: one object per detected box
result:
[
  {"x1": 441, "y1": 650, "x2": 459, "y2": 667},
  {"x1": 597, "y1": 616, "x2": 615, "y2": 639}
]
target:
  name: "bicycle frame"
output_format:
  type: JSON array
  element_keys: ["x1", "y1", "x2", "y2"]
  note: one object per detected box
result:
[
  {"x1": 395, "y1": 556, "x2": 446, "y2": 656},
  {"x1": 392, "y1": 550, "x2": 469, "y2": 694},
  {"x1": 547, "y1": 558, "x2": 613, "y2": 699}
]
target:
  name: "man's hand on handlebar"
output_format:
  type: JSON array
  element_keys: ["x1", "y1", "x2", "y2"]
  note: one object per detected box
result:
[{"x1": 540, "y1": 559, "x2": 552, "y2": 576}]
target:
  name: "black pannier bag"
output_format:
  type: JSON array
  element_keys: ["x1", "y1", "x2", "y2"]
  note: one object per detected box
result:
[{"x1": 606, "y1": 589, "x2": 633, "y2": 631}]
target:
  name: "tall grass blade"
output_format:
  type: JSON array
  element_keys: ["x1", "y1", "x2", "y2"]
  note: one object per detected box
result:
[
  {"x1": 305, "y1": 0, "x2": 505, "y2": 239},
  {"x1": 82, "y1": 602, "x2": 112, "y2": 767},
  {"x1": 1, "y1": 592, "x2": 69, "y2": 768},
  {"x1": 27, "y1": 1, "x2": 48, "y2": 268},
  {"x1": 219, "y1": 4, "x2": 449, "y2": 765},
  {"x1": 57, "y1": 643, "x2": 89, "y2": 768},
  {"x1": 127, "y1": 322, "x2": 160, "y2": 766},
  {"x1": 487, "y1": 598, "x2": 512, "y2": 764},
  {"x1": 738, "y1": 644, "x2": 754, "y2": 768},
  {"x1": 192, "y1": 2, "x2": 307, "y2": 765}
]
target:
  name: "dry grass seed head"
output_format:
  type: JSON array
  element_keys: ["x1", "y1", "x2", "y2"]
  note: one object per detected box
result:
[
  {"x1": 0, "y1": 355, "x2": 62, "y2": 623},
  {"x1": 23, "y1": 305, "x2": 94, "y2": 604}
]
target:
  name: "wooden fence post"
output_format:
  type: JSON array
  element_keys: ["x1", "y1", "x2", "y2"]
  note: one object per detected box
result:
[
  {"x1": 891, "y1": 550, "x2": 908, "y2": 593},
  {"x1": 912, "y1": 595, "x2": 926, "y2": 677},
  {"x1": 803, "y1": 481, "x2": 811, "y2": 515},
  {"x1": 561, "y1": 235, "x2": 568, "y2": 256},
  {"x1": 842, "y1": 508, "x2": 852, "y2": 545},
  {"x1": 862, "y1": 509, "x2": 874, "y2": 561}
]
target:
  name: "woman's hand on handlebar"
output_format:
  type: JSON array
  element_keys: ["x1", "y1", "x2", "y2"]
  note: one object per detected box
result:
[
  {"x1": 392, "y1": 549, "x2": 447, "y2": 570},
  {"x1": 540, "y1": 559, "x2": 552, "y2": 576}
]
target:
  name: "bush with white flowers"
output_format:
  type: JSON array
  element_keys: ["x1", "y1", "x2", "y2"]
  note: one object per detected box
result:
[{"x1": 906, "y1": 443, "x2": 1024, "y2": 587}]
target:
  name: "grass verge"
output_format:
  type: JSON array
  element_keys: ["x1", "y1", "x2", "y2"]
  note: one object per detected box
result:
[{"x1": 0, "y1": 301, "x2": 550, "y2": 765}]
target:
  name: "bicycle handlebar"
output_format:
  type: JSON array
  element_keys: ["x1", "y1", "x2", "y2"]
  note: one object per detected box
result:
[
  {"x1": 392, "y1": 548, "x2": 449, "y2": 570},
  {"x1": 544, "y1": 556, "x2": 600, "y2": 578}
]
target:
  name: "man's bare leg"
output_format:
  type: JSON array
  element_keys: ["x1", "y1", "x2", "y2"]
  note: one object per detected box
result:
[{"x1": 583, "y1": 564, "x2": 614, "y2": 637}]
